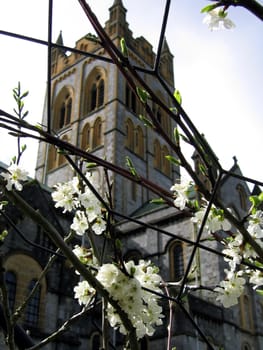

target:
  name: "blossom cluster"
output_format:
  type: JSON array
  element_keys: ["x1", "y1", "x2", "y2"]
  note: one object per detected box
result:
[
  {"x1": 170, "y1": 180, "x2": 263, "y2": 308},
  {"x1": 1, "y1": 162, "x2": 28, "y2": 191},
  {"x1": 52, "y1": 174, "x2": 106, "y2": 236},
  {"x1": 203, "y1": 8, "x2": 235, "y2": 31},
  {"x1": 73, "y1": 258, "x2": 164, "y2": 339}
]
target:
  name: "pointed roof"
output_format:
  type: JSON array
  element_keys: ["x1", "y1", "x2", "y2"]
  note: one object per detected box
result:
[
  {"x1": 113, "y1": 0, "x2": 124, "y2": 5},
  {"x1": 56, "y1": 31, "x2": 64, "y2": 46},
  {"x1": 162, "y1": 38, "x2": 173, "y2": 56}
]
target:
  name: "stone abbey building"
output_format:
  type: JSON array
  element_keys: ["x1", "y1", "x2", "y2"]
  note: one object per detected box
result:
[{"x1": 1, "y1": 1, "x2": 263, "y2": 349}]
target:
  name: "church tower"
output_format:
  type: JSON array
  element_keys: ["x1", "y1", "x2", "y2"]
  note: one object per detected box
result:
[{"x1": 35, "y1": 1, "x2": 178, "y2": 216}]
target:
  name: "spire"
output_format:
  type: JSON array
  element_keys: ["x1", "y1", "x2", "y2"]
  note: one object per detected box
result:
[
  {"x1": 56, "y1": 31, "x2": 64, "y2": 46},
  {"x1": 113, "y1": 0, "x2": 124, "y2": 5},
  {"x1": 161, "y1": 37, "x2": 173, "y2": 56},
  {"x1": 105, "y1": 0, "x2": 132, "y2": 40}
]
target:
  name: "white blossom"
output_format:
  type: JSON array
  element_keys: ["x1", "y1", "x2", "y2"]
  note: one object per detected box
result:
[
  {"x1": 249, "y1": 270, "x2": 263, "y2": 289},
  {"x1": 170, "y1": 181, "x2": 194, "y2": 210},
  {"x1": 214, "y1": 270, "x2": 245, "y2": 308},
  {"x1": 74, "y1": 280, "x2": 95, "y2": 306},
  {"x1": 95, "y1": 260, "x2": 163, "y2": 339},
  {"x1": 71, "y1": 210, "x2": 89, "y2": 235},
  {"x1": 52, "y1": 177, "x2": 80, "y2": 213},
  {"x1": 1, "y1": 163, "x2": 28, "y2": 191},
  {"x1": 203, "y1": 8, "x2": 235, "y2": 31},
  {"x1": 192, "y1": 206, "x2": 231, "y2": 234},
  {"x1": 92, "y1": 215, "x2": 106, "y2": 235}
]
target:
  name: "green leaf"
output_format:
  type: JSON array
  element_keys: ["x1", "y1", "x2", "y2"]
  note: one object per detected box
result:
[
  {"x1": 256, "y1": 289, "x2": 263, "y2": 296},
  {"x1": 21, "y1": 91, "x2": 29, "y2": 99},
  {"x1": 173, "y1": 127, "x2": 180, "y2": 146},
  {"x1": 120, "y1": 37, "x2": 128, "y2": 58},
  {"x1": 0, "y1": 230, "x2": 8, "y2": 242},
  {"x1": 200, "y1": 3, "x2": 220, "y2": 13},
  {"x1": 125, "y1": 156, "x2": 139, "y2": 179},
  {"x1": 150, "y1": 198, "x2": 165, "y2": 204},
  {"x1": 165, "y1": 155, "x2": 181, "y2": 166},
  {"x1": 173, "y1": 89, "x2": 182, "y2": 105},
  {"x1": 86, "y1": 162, "x2": 97, "y2": 169},
  {"x1": 136, "y1": 87, "x2": 149, "y2": 104},
  {"x1": 139, "y1": 114, "x2": 153, "y2": 128}
]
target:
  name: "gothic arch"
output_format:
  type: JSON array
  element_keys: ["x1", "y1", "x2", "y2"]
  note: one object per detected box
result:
[
  {"x1": 83, "y1": 67, "x2": 107, "y2": 115},
  {"x1": 162, "y1": 145, "x2": 171, "y2": 176},
  {"x1": 53, "y1": 85, "x2": 74, "y2": 131},
  {"x1": 4, "y1": 254, "x2": 47, "y2": 330},
  {"x1": 168, "y1": 240, "x2": 185, "y2": 282},
  {"x1": 47, "y1": 134, "x2": 70, "y2": 171},
  {"x1": 135, "y1": 125, "x2": 144, "y2": 157},
  {"x1": 153, "y1": 139, "x2": 161, "y2": 169},
  {"x1": 125, "y1": 118, "x2": 134, "y2": 151},
  {"x1": 92, "y1": 117, "x2": 103, "y2": 149},
  {"x1": 81, "y1": 122, "x2": 91, "y2": 151}
]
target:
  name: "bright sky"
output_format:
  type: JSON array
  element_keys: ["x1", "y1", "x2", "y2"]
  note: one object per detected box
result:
[{"x1": 0, "y1": 1, "x2": 262, "y2": 185}]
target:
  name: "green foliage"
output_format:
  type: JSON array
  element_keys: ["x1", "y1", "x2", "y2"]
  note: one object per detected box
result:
[
  {"x1": 139, "y1": 114, "x2": 154, "y2": 128},
  {"x1": 173, "y1": 89, "x2": 182, "y2": 105},
  {"x1": 13, "y1": 81, "x2": 29, "y2": 119},
  {"x1": 165, "y1": 155, "x2": 181, "y2": 166},
  {"x1": 249, "y1": 192, "x2": 263, "y2": 213},
  {"x1": 0, "y1": 230, "x2": 8, "y2": 242},
  {"x1": 120, "y1": 37, "x2": 128, "y2": 58},
  {"x1": 85, "y1": 162, "x2": 98, "y2": 169},
  {"x1": 173, "y1": 127, "x2": 180, "y2": 146},
  {"x1": 201, "y1": 3, "x2": 220, "y2": 13},
  {"x1": 150, "y1": 198, "x2": 165, "y2": 205},
  {"x1": 136, "y1": 87, "x2": 149, "y2": 104},
  {"x1": 125, "y1": 156, "x2": 140, "y2": 179}
]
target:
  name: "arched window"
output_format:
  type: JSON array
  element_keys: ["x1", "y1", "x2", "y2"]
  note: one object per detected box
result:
[
  {"x1": 93, "y1": 117, "x2": 103, "y2": 149},
  {"x1": 47, "y1": 145, "x2": 57, "y2": 171},
  {"x1": 125, "y1": 83, "x2": 137, "y2": 113},
  {"x1": 125, "y1": 119, "x2": 134, "y2": 151},
  {"x1": 236, "y1": 184, "x2": 248, "y2": 211},
  {"x1": 53, "y1": 88, "x2": 73, "y2": 131},
  {"x1": 240, "y1": 294, "x2": 254, "y2": 331},
  {"x1": 58, "y1": 135, "x2": 68, "y2": 166},
  {"x1": 91, "y1": 332, "x2": 101, "y2": 350},
  {"x1": 162, "y1": 145, "x2": 171, "y2": 176},
  {"x1": 81, "y1": 123, "x2": 91, "y2": 151},
  {"x1": 135, "y1": 126, "x2": 144, "y2": 157},
  {"x1": 84, "y1": 68, "x2": 106, "y2": 114},
  {"x1": 25, "y1": 279, "x2": 41, "y2": 328},
  {"x1": 47, "y1": 135, "x2": 69, "y2": 171},
  {"x1": 153, "y1": 139, "x2": 161, "y2": 169},
  {"x1": 169, "y1": 241, "x2": 184, "y2": 281},
  {"x1": 242, "y1": 343, "x2": 252, "y2": 350},
  {"x1": 5, "y1": 271, "x2": 17, "y2": 312}
]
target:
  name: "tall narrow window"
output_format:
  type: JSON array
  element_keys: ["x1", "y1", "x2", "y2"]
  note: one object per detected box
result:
[
  {"x1": 47, "y1": 145, "x2": 57, "y2": 171},
  {"x1": 236, "y1": 184, "x2": 248, "y2": 211},
  {"x1": 5, "y1": 271, "x2": 16, "y2": 312},
  {"x1": 135, "y1": 126, "x2": 144, "y2": 157},
  {"x1": 81, "y1": 123, "x2": 91, "y2": 150},
  {"x1": 154, "y1": 139, "x2": 161, "y2": 169},
  {"x1": 58, "y1": 135, "x2": 68, "y2": 166},
  {"x1": 93, "y1": 118, "x2": 103, "y2": 149},
  {"x1": 91, "y1": 333, "x2": 101, "y2": 350},
  {"x1": 87, "y1": 74, "x2": 105, "y2": 113},
  {"x1": 125, "y1": 83, "x2": 137, "y2": 113},
  {"x1": 25, "y1": 279, "x2": 41, "y2": 328},
  {"x1": 169, "y1": 241, "x2": 184, "y2": 281},
  {"x1": 162, "y1": 145, "x2": 171, "y2": 176},
  {"x1": 56, "y1": 94, "x2": 72, "y2": 130},
  {"x1": 125, "y1": 119, "x2": 134, "y2": 151}
]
